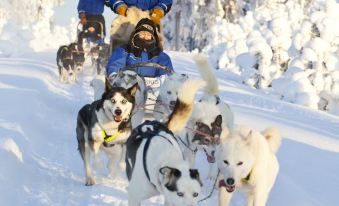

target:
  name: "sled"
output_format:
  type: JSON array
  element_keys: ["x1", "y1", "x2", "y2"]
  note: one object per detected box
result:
[
  {"x1": 77, "y1": 20, "x2": 105, "y2": 58},
  {"x1": 109, "y1": 62, "x2": 174, "y2": 119},
  {"x1": 77, "y1": 20, "x2": 112, "y2": 72}
]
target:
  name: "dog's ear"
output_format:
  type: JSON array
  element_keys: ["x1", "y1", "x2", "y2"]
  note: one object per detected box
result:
[
  {"x1": 220, "y1": 128, "x2": 230, "y2": 143},
  {"x1": 128, "y1": 83, "x2": 138, "y2": 97},
  {"x1": 190, "y1": 169, "x2": 203, "y2": 186},
  {"x1": 244, "y1": 130, "x2": 254, "y2": 146},
  {"x1": 159, "y1": 166, "x2": 181, "y2": 180},
  {"x1": 214, "y1": 115, "x2": 222, "y2": 127},
  {"x1": 160, "y1": 166, "x2": 181, "y2": 177},
  {"x1": 105, "y1": 77, "x2": 114, "y2": 92},
  {"x1": 159, "y1": 166, "x2": 181, "y2": 191}
]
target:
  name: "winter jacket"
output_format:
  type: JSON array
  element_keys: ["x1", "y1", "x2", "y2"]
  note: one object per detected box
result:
[
  {"x1": 78, "y1": 0, "x2": 107, "y2": 15},
  {"x1": 108, "y1": 0, "x2": 172, "y2": 14},
  {"x1": 106, "y1": 46, "x2": 173, "y2": 77}
]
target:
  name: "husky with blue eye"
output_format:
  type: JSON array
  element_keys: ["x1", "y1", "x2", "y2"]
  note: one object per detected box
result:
[
  {"x1": 125, "y1": 80, "x2": 205, "y2": 206},
  {"x1": 76, "y1": 79, "x2": 138, "y2": 186}
]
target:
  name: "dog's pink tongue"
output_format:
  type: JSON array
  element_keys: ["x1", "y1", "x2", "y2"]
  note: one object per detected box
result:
[{"x1": 114, "y1": 116, "x2": 122, "y2": 122}]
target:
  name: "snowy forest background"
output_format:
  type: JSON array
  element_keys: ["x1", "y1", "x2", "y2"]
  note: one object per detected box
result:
[{"x1": 1, "y1": 0, "x2": 339, "y2": 115}]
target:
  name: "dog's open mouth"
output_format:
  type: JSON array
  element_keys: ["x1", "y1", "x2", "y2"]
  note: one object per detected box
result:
[
  {"x1": 204, "y1": 149, "x2": 215, "y2": 163},
  {"x1": 225, "y1": 184, "x2": 235, "y2": 193},
  {"x1": 219, "y1": 180, "x2": 235, "y2": 193},
  {"x1": 113, "y1": 115, "x2": 122, "y2": 122}
]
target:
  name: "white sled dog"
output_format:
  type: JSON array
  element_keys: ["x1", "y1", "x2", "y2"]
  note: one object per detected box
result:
[
  {"x1": 76, "y1": 79, "x2": 138, "y2": 185},
  {"x1": 154, "y1": 73, "x2": 189, "y2": 122},
  {"x1": 177, "y1": 55, "x2": 234, "y2": 178},
  {"x1": 125, "y1": 80, "x2": 205, "y2": 206},
  {"x1": 217, "y1": 126, "x2": 281, "y2": 206}
]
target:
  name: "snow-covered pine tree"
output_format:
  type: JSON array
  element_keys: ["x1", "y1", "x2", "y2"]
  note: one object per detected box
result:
[
  {"x1": 164, "y1": 0, "x2": 245, "y2": 51},
  {"x1": 0, "y1": 0, "x2": 71, "y2": 53}
]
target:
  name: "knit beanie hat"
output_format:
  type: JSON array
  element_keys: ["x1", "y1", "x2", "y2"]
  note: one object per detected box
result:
[{"x1": 134, "y1": 18, "x2": 157, "y2": 37}]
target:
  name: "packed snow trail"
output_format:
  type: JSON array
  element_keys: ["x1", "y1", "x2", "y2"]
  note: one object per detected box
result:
[{"x1": 1, "y1": 53, "x2": 339, "y2": 206}]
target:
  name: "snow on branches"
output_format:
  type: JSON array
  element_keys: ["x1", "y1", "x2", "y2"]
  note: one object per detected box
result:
[
  {"x1": 0, "y1": 0, "x2": 69, "y2": 54},
  {"x1": 166, "y1": 0, "x2": 339, "y2": 115}
]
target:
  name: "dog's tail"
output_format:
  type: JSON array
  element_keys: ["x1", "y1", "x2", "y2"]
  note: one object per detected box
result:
[
  {"x1": 167, "y1": 79, "x2": 205, "y2": 133},
  {"x1": 193, "y1": 54, "x2": 219, "y2": 95},
  {"x1": 262, "y1": 127, "x2": 281, "y2": 154}
]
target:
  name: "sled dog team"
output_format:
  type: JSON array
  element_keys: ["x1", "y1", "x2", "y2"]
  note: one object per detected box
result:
[
  {"x1": 75, "y1": 54, "x2": 281, "y2": 206},
  {"x1": 70, "y1": 0, "x2": 281, "y2": 205}
]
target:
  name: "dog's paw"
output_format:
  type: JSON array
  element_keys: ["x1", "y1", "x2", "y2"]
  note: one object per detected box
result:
[{"x1": 85, "y1": 177, "x2": 95, "y2": 186}]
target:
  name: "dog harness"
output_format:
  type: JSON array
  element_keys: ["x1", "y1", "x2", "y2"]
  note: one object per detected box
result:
[
  {"x1": 142, "y1": 122, "x2": 175, "y2": 185},
  {"x1": 100, "y1": 129, "x2": 122, "y2": 147},
  {"x1": 185, "y1": 126, "x2": 220, "y2": 144},
  {"x1": 101, "y1": 130, "x2": 121, "y2": 142},
  {"x1": 176, "y1": 132, "x2": 198, "y2": 153},
  {"x1": 126, "y1": 120, "x2": 178, "y2": 188}
]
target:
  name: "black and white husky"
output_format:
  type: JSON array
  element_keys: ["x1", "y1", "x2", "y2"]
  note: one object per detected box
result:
[
  {"x1": 68, "y1": 42, "x2": 85, "y2": 72},
  {"x1": 92, "y1": 69, "x2": 147, "y2": 128},
  {"x1": 57, "y1": 45, "x2": 76, "y2": 83},
  {"x1": 110, "y1": 70, "x2": 147, "y2": 128},
  {"x1": 170, "y1": 55, "x2": 235, "y2": 180},
  {"x1": 76, "y1": 79, "x2": 138, "y2": 186},
  {"x1": 125, "y1": 80, "x2": 205, "y2": 206},
  {"x1": 154, "y1": 55, "x2": 234, "y2": 170}
]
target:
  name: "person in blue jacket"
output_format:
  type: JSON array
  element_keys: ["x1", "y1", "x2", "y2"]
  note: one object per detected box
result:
[
  {"x1": 106, "y1": 18, "x2": 173, "y2": 78},
  {"x1": 108, "y1": 0, "x2": 172, "y2": 26},
  {"x1": 77, "y1": 0, "x2": 109, "y2": 49}
]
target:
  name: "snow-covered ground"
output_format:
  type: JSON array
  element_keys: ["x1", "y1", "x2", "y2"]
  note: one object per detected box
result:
[
  {"x1": 1, "y1": 52, "x2": 339, "y2": 205},
  {"x1": 1, "y1": 0, "x2": 339, "y2": 205}
]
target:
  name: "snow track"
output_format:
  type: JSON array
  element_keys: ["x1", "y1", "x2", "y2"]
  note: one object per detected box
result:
[{"x1": 1, "y1": 53, "x2": 339, "y2": 205}]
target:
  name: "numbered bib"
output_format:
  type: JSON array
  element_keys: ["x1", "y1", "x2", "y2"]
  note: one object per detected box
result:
[{"x1": 144, "y1": 77, "x2": 161, "y2": 88}]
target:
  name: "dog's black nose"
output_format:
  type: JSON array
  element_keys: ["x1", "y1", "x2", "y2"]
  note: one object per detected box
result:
[
  {"x1": 170, "y1": 100, "x2": 176, "y2": 106},
  {"x1": 226, "y1": 178, "x2": 235, "y2": 185},
  {"x1": 115, "y1": 109, "x2": 122, "y2": 116}
]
